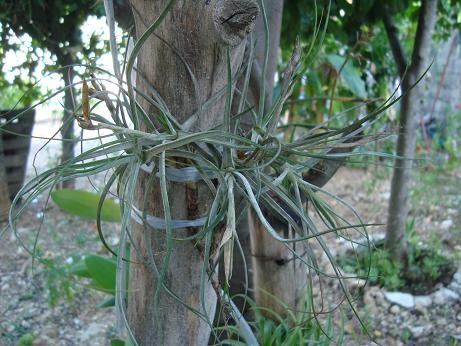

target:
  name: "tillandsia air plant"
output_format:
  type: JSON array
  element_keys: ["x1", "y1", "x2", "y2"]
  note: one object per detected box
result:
[{"x1": 3, "y1": 0, "x2": 409, "y2": 345}]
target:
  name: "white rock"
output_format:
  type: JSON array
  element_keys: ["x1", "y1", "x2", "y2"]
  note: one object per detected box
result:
[
  {"x1": 384, "y1": 291, "x2": 415, "y2": 309},
  {"x1": 440, "y1": 219, "x2": 454, "y2": 230},
  {"x1": 409, "y1": 325, "x2": 430, "y2": 338},
  {"x1": 380, "y1": 192, "x2": 390, "y2": 200},
  {"x1": 370, "y1": 232, "x2": 386, "y2": 243},
  {"x1": 414, "y1": 304, "x2": 428, "y2": 315},
  {"x1": 32, "y1": 335, "x2": 54, "y2": 346},
  {"x1": 78, "y1": 322, "x2": 103, "y2": 342},
  {"x1": 364, "y1": 286, "x2": 385, "y2": 306},
  {"x1": 454, "y1": 270, "x2": 461, "y2": 284},
  {"x1": 414, "y1": 295, "x2": 432, "y2": 307},
  {"x1": 390, "y1": 305, "x2": 400, "y2": 314},
  {"x1": 346, "y1": 276, "x2": 367, "y2": 290},
  {"x1": 433, "y1": 288, "x2": 460, "y2": 305},
  {"x1": 448, "y1": 282, "x2": 461, "y2": 294}
]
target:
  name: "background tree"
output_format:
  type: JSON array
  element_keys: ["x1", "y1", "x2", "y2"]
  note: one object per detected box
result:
[
  {"x1": 284, "y1": 0, "x2": 461, "y2": 261},
  {"x1": 383, "y1": 0, "x2": 439, "y2": 260}
]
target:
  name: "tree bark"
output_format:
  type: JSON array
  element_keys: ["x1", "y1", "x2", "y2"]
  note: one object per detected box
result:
[
  {"x1": 382, "y1": 5, "x2": 408, "y2": 80},
  {"x1": 227, "y1": 0, "x2": 303, "y2": 317},
  {"x1": 0, "y1": 132, "x2": 10, "y2": 222},
  {"x1": 232, "y1": 0, "x2": 363, "y2": 319},
  {"x1": 127, "y1": 1, "x2": 257, "y2": 345},
  {"x1": 385, "y1": 0, "x2": 438, "y2": 260},
  {"x1": 248, "y1": 209, "x2": 307, "y2": 318}
]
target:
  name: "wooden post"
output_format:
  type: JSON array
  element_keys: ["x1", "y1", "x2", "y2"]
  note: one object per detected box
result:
[
  {"x1": 248, "y1": 209, "x2": 307, "y2": 318},
  {"x1": 0, "y1": 109, "x2": 35, "y2": 220}
]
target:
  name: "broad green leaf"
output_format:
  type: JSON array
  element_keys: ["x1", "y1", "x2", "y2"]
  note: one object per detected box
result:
[
  {"x1": 84, "y1": 255, "x2": 116, "y2": 293},
  {"x1": 86, "y1": 280, "x2": 114, "y2": 294},
  {"x1": 51, "y1": 189, "x2": 121, "y2": 222},
  {"x1": 97, "y1": 297, "x2": 116, "y2": 308},
  {"x1": 110, "y1": 339, "x2": 125, "y2": 346},
  {"x1": 326, "y1": 54, "x2": 367, "y2": 98},
  {"x1": 69, "y1": 261, "x2": 91, "y2": 278}
]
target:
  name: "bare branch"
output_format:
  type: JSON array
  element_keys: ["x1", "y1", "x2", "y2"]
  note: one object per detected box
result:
[{"x1": 381, "y1": 5, "x2": 408, "y2": 79}]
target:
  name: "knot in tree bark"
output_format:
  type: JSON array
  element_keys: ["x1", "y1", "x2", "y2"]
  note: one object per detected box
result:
[{"x1": 213, "y1": 0, "x2": 259, "y2": 46}]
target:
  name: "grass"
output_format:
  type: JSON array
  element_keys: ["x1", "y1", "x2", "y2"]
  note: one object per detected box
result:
[{"x1": 217, "y1": 289, "x2": 345, "y2": 346}]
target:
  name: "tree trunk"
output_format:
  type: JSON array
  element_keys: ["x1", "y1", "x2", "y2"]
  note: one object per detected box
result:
[
  {"x1": 249, "y1": 209, "x2": 307, "y2": 318},
  {"x1": 385, "y1": 0, "x2": 438, "y2": 260},
  {"x1": 0, "y1": 132, "x2": 10, "y2": 222},
  {"x1": 58, "y1": 54, "x2": 76, "y2": 188},
  {"x1": 231, "y1": 0, "x2": 309, "y2": 318},
  {"x1": 227, "y1": 0, "x2": 308, "y2": 318},
  {"x1": 127, "y1": 1, "x2": 257, "y2": 345},
  {"x1": 248, "y1": 0, "x2": 308, "y2": 318}
]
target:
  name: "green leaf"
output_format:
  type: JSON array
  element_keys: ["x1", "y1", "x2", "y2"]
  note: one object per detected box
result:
[
  {"x1": 97, "y1": 296, "x2": 116, "y2": 308},
  {"x1": 51, "y1": 189, "x2": 121, "y2": 222},
  {"x1": 110, "y1": 339, "x2": 125, "y2": 346},
  {"x1": 326, "y1": 54, "x2": 367, "y2": 98},
  {"x1": 84, "y1": 255, "x2": 116, "y2": 293},
  {"x1": 69, "y1": 261, "x2": 91, "y2": 278}
]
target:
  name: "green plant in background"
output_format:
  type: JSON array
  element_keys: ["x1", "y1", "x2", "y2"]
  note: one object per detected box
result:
[
  {"x1": 221, "y1": 290, "x2": 344, "y2": 346},
  {"x1": 50, "y1": 189, "x2": 121, "y2": 223},
  {"x1": 439, "y1": 106, "x2": 461, "y2": 168},
  {"x1": 48, "y1": 189, "x2": 121, "y2": 308},
  {"x1": 338, "y1": 245, "x2": 403, "y2": 291},
  {"x1": 16, "y1": 333, "x2": 34, "y2": 346},
  {"x1": 360, "y1": 166, "x2": 391, "y2": 194},
  {"x1": 70, "y1": 254, "x2": 117, "y2": 308},
  {"x1": 47, "y1": 189, "x2": 125, "y2": 344},
  {"x1": 0, "y1": 81, "x2": 40, "y2": 109},
  {"x1": 41, "y1": 253, "x2": 77, "y2": 308},
  {"x1": 4, "y1": 190, "x2": 119, "y2": 315},
  {"x1": 400, "y1": 327, "x2": 412, "y2": 344},
  {"x1": 373, "y1": 249, "x2": 404, "y2": 290},
  {"x1": 338, "y1": 218, "x2": 454, "y2": 294},
  {"x1": 405, "y1": 221, "x2": 453, "y2": 288},
  {"x1": 31, "y1": 248, "x2": 112, "y2": 309}
]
